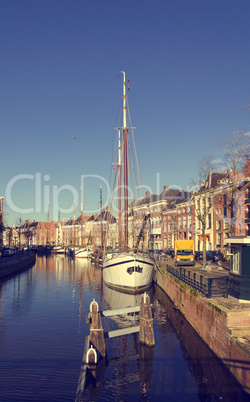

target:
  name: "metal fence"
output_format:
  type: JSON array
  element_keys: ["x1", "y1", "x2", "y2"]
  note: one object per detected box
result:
[{"x1": 166, "y1": 264, "x2": 229, "y2": 298}]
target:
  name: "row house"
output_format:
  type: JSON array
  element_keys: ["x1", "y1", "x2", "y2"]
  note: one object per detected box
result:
[
  {"x1": 93, "y1": 209, "x2": 117, "y2": 249},
  {"x1": 62, "y1": 215, "x2": 97, "y2": 247},
  {"x1": 125, "y1": 186, "x2": 191, "y2": 251},
  {"x1": 56, "y1": 221, "x2": 66, "y2": 245},
  {"x1": 162, "y1": 196, "x2": 195, "y2": 250},
  {"x1": 4, "y1": 221, "x2": 38, "y2": 248},
  {"x1": 194, "y1": 172, "x2": 228, "y2": 253},
  {"x1": 194, "y1": 160, "x2": 250, "y2": 254},
  {"x1": 36, "y1": 221, "x2": 58, "y2": 246}
]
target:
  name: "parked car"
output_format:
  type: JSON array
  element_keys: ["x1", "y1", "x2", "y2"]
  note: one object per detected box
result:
[
  {"x1": 213, "y1": 250, "x2": 225, "y2": 261},
  {"x1": 2, "y1": 249, "x2": 13, "y2": 257},
  {"x1": 164, "y1": 249, "x2": 174, "y2": 257},
  {"x1": 195, "y1": 251, "x2": 202, "y2": 260}
]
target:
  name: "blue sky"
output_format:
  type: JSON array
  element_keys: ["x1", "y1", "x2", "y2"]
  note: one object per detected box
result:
[{"x1": 1, "y1": 0, "x2": 250, "y2": 226}]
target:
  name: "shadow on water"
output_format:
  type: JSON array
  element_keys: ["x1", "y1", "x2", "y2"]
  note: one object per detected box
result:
[
  {"x1": 80, "y1": 283, "x2": 250, "y2": 401},
  {"x1": 154, "y1": 284, "x2": 250, "y2": 402}
]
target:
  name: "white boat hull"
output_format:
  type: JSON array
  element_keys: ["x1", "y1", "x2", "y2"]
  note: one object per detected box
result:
[
  {"x1": 51, "y1": 247, "x2": 65, "y2": 254},
  {"x1": 74, "y1": 248, "x2": 92, "y2": 258},
  {"x1": 103, "y1": 252, "x2": 154, "y2": 293}
]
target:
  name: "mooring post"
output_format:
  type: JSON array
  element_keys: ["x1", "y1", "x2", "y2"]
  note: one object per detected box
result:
[
  {"x1": 86, "y1": 345, "x2": 97, "y2": 378},
  {"x1": 89, "y1": 299, "x2": 106, "y2": 358},
  {"x1": 139, "y1": 292, "x2": 155, "y2": 347}
]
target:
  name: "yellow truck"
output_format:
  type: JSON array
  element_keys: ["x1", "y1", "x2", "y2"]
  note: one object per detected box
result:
[{"x1": 174, "y1": 240, "x2": 195, "y2": 266}]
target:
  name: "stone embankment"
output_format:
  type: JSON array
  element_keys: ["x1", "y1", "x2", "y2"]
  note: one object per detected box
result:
[
  {"x1": 0, "y1": 252, "x2": 36, "y2": 279},
  {"x1": 153, "y1": 258, "x2": 250, "y2": 395}
]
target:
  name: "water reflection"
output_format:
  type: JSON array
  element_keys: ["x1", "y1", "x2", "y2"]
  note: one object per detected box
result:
[
  {"x1": 154, "y1": 285, "x2": 250, "y2": 402},
  {"x1": 0, "y1": 256, "x2": 248, "y2": 401}
]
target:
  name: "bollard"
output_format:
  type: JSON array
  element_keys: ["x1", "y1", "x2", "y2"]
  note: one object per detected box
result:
[
  {"x1": 89, "y1": 299, "x2": 106, "y2": 358},
  {"x1": 139, "y1": 292, "x2": 155, "y2": 347},
  {"x1": 86, "y1": 345, "x2": 97, "y2": 378}
]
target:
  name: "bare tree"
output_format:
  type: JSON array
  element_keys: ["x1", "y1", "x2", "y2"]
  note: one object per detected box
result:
[
  {"x1": 219, "y1": 130, "x2": 250, "y2": 236},
  {"x1": 192, "y1": 155, "x2": 214, "y2": 264}
]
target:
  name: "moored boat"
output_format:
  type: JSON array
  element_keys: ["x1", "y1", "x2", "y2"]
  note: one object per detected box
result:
[
  {"x1": 103, "y1": 72, "x2": 155, "y2": 293},
  {"x1": 103, "y1": 251, "x2": 154, "y2": 293},
  {"x1": 74, "y1": 247, "x2": 92, "y2": 258},
  {"x1": 51, "y1": 246, "x2": 65, "y2": 254}
]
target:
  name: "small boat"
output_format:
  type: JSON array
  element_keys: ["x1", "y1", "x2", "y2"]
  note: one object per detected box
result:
[
  {"x1": 37, "y1": 245, "x2": 52, "y2": 255},
  {"x1": 103, "y1": 72, "x2": 155, "y2": 293},
  {"x1": 51, "y1": 246, "x2": 65, "y2": 254},
  {"x1": 66, "y1": 247, "x2": 78, "y2": 257},
  {"x1": 74, "y1": 247, "x2": 92, "y2": 258}
]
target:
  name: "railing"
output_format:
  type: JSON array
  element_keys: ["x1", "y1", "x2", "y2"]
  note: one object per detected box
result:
[{"x1": 166, "y1": 264, "x2": 229, "y2": 298}]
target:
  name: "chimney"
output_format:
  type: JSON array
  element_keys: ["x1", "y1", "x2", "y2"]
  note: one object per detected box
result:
[
  {"x1": 163, "y1": 185, "x2": 169, "y2": 191},
  {"x1": 146, "y1": 191, "x2": 150, "y2": 196}
]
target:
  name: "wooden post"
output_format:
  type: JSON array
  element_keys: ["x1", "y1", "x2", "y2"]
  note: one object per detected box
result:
[
  {"x1": 89, "y1": 299, "x2": 106, "y2": 358},
  {"x1": 86, "y1": 345, "x2": 97, "y2": 378},
  {"x1": 139, "y1": 292, "x2": 155, "y2": 347}
]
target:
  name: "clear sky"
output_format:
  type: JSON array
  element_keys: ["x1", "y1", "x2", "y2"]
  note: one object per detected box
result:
[{"x1": 1, "y1": 0, "x2": 250, "y2": 226}]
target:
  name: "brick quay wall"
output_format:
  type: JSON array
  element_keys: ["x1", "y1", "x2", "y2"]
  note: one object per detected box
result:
[{"x1": 153, "y1": 265, "x2": 250, "y2": 395}]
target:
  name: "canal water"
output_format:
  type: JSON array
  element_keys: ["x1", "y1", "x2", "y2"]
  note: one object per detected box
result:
[{"x1": 0, "y1": 255, "x2": 249, "y2": 402}]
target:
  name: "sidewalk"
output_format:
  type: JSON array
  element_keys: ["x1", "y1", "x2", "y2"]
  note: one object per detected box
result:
[{"x1": 157, "y1": 257, "x2": 250, "y2": 311}]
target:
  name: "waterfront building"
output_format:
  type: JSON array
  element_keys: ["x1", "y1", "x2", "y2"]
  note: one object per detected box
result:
[
  {"x1": 124, "y1": 186, "x2": 190, "y2": 251},
  {"x1": 161, "y1": 196, "x2": 195, "y2": 249},
  {"x1": 81, "y1": 215, "x2": 97, "y2": 247},
  {"x1": 56, "y1": 221, "x2": 66, "y2": 246},
  {"x1": 194, "y1": 172, "x2": 226, "y2": 253},
  {"x1": 62, "y1": 215, "x2": 97, "y2": 247},
  {"x1": 193, "y1": 160, "x2": 250, "y2": 254},
  {"x1": 36, "y1": 221, "x2": 58, "y2": 246},
  {"x1": 25, "y1": 221, "x2": 38, "y2": 246},
  {"x1": 93, "y1": 209, "x2": 117, "y2": 249}
]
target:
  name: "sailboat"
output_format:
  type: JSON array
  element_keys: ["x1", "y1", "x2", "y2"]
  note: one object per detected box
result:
[{"x1": 103, "y1": 72, "x2": 155, "y2": 293}]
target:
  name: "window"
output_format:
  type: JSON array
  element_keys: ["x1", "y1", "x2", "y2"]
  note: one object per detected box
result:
[
  {"x1": 216, "y1": 233, "x2": 221, "y2": 247},
  {"x1": 188, "y1": 216, "x2": 191, "y2": 229},
  {"x1": 216, "y1": 220, "x2": 221, "y2": 230},
  {"x1": 223, "y1": 194, "x2": 227, "y2": 218},
  {"x1": 207, "y1": 213, "x2": 211, "y2": 229},
  {"x1": 168, "y1": 235, "x2": 172, "y2": 248},
  {"x1": 224, "y1": 219, "x2": 229, "y2": 230},
  {"x1": 232, "y1": 248, "x2": 241, "y2": 274}
]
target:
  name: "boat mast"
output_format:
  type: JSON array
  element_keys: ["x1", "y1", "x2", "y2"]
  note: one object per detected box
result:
[
  {"x1": 47, "y1": 202, "x2": 49, "y2": 245},
  {"x1": 118, "y1": 128, "x2": 122, "y2": 248},
  {"x1": 73, "y1": 200, "x2": 75, "y2": 247},
  {"x1": 100, "y1": 185, "x2": 103, "y2": 251},
  {"x1": 80, "y1": 186, "x2": 83, "y2": 248},
  {"x1": 121, "y1": 71, "x2": 128, "y2": 250}
]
